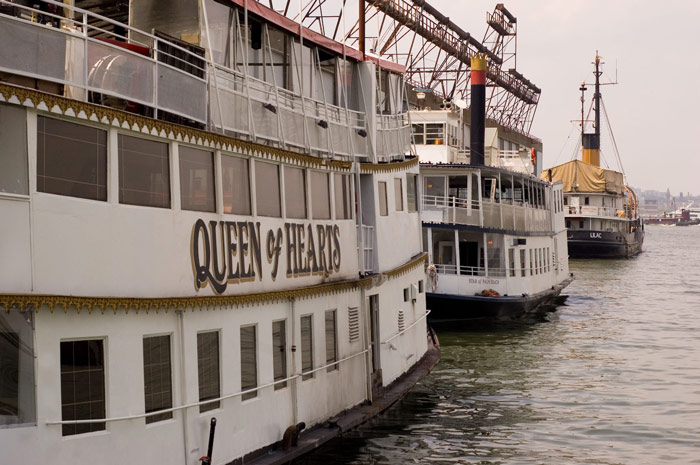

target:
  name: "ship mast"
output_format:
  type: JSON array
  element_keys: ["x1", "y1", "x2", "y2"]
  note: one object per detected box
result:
[{"x1": 581, "y1": 53, "x2": 602, "y2": 167}]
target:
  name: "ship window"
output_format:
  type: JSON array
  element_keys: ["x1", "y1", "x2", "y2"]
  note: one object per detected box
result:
[
  {"x1": 406, "y1": 174, "x2": 418, "y2": 212},
  {"x1": 418, "y1": 280, "x2": 424, "y2": 293},
  {"x1": 520, "y1": 249, "x2": 526, "y2": 277},
  {"x1": 300, "y1": 315, "x2": 314, "y2": 380},
  {"x1": 411, "y1": 123, "x2": 425, "y2": 145},
  {"x1": 0, "y1": 104, "x2": 28, "y2": 195},
  {"x1": 584, "y1": 197, "x2": 590, "y2": 205},
  {"x1": 547, "y1": 247, "x2": 551, "y2": 272},
  {"x1": 255, "y1": 161, "x2": 281, "y2": 217},
  {"x1": 529, "y1": 249, "x2": 534, "y2": 276},
  {"x1": 222, "y1": 155, "x2": 251, "y2": 215},
  {"x1": 284, "y1": 166, "x2": 307, "y2": 219},
  {"x1": 509, "y1": 249, "x2": 515, "y2": 277},
  {"x1": 272, "y1": 320, "x2": 288, "y2": 390},
  {"x1": 60, "y1": 339, "x2": 105, "y2": 436},
  {"x1": 394, "y1": 178, "x2": 404, "y2": 211},
  {"x1": 197, "y1": 331, "x2": 221, "y2": 412},
  {"x1": 425, "y1": 123, "x2": 444, "y2": 145},
  {"x1": 38, "y1": 116, "x2": 107, "y2": 201},
  {"x1": 325, "y1": 310, "x2": 338, "y2": 372},
  {"x1": 118, "y1": 134, "x2": 170, "y2": 208},
  {"x1": 566, "y1": 220, "x2": 571, "y2": 229},
  {"x1": 0, "y1": 311, "x2": 35, "y2": 427},
  {"x1": 424, "y1": 176, "x2": 445, "y2": 200},
  {"x1": 240, "y1": 325, "x2": 258, "y2": 400},
  {"x1": 310, "y1": 171, "x2": 331, "y2": 219},
  {"x1": 579, "y1": 221, "x2": 584, "y2": 229},
  {"x1": 334, "y1": 173, "x2": 352, "y2": 220},
  {"x1": 143, "y1": 335, "x2": 173, "y2": 424},
  {"x1": 564, "y1": 196, "x2": 568, "y2": 206},
  {"x1": 378, "y1": 181, "x2": 388, "y2": 216},
  {"x1": 179, "y1": 146, "x2": 215, "y2": 212},
  {"x1": 403, "y1": 288, "x2": 410, "y2": 302}
]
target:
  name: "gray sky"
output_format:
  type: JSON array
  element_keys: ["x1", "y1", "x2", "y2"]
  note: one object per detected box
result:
[{"x1": 428, "y1": 0, "x2": 700, "y2": 194}]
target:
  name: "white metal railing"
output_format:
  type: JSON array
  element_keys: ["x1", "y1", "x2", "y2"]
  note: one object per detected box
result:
[
  {"x1": 382, "y1": 310, "x2": 430, "y2": 345},
  {"x1": 567, "y1": 205, "x2": 625, "y2": 218},
  {"x1": 0, "y1": 0, "x2": 410, "y2": 162},
  {"x1": 0, "y1": 0, "x2": 208, "y2": 123},
  {"x1": 421, "y1": 194, "x2": 551, "y2": 231},
  {"x1": 46, "y1": 348, "x2": 368, "y2": 425},
  {"x1": 433, "y1": 263, "x2": 508, "y2": 277}
]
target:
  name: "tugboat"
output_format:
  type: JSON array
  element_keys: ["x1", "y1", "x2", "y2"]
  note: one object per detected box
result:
[
  {"x1": 414, "y1": 53, "x2": 573, "y2": 322},
  {"x1": 677, "y1": 209, "x2": 700, "y2": 226},
  {"x1": 543, "y1": 53, "x2": 644, "y2": 258}
]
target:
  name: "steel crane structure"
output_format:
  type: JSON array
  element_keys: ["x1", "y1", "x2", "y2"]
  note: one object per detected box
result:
[{"x1": 262, "y1": 0, "x2": 541, "y2": 136}]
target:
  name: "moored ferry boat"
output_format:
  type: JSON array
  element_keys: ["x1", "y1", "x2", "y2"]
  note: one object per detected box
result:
[
  {"x1": 412, "y1": 54, "x2": 572, "y2": 322},
  {"x1": 0, "y1": 1, "x2": 437, "y2": 464},
  {"x1": 543, "y1": 54, "x2": 644, "y2": 258}
]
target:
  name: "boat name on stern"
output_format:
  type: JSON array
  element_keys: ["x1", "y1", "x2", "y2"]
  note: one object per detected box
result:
[{"x1": 191, "y1": 220, "x2": 341, "y2": 294}]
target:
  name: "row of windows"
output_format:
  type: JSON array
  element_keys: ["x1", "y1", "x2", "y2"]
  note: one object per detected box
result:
[
  {"x1": 378, "y1": 175, "x2": 418, "y2": 215},
  {"x1": 56, "y1": 310, "x2": 340, "y2": 436},
  {"x1": 508, "y1": 247, "x2": 551, "y2": 277},
  {"x1": 553, "y1": 190, "x2": 564, "y2": 213},
  {"x1": 14, "y1": 115, "x2": 354, "y2": 220}
]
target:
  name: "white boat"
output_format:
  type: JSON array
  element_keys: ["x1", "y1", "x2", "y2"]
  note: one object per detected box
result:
[
  {"x1": 0, "y1": 1, "x2": 437, "y2": 463},
  {"x1": 412, "y1": 54, "x2": 572, "y2": 321}
]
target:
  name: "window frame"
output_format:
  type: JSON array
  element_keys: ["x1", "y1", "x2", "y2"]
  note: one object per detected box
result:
[
  {"x1": 37, "y1": 115, "x2": 108, "y2": 202},
  {"x1": 60, "y1": 338, "x2": 106, "y2": 436},
  {"x1": 300, "y1": 314, "x2": 314, "y2": 381},
  {"x1": 240, "y1": 325, "x2": 258, "y2": 401},
  {"x1": 272, "y1": 320, "x2": 288, "y2": 390},
  {"x1": 197, "y1": 331, "x2": 221, "y2": 413},
  {"x1": 378, "y1": 181, "x2": 388, "y2": 216},
  {"x1": 179, "y1": 145, "x2": 216, "y2": 213},
  {"x1": 325, "y1": 310, "x2": 338, "y2": 372},
  {"x1": 118, "y1": 133, "x2": 171, "y2": 209},
  {"x1": 142, "y1": 334, "x2": 174, "y2": 424}
]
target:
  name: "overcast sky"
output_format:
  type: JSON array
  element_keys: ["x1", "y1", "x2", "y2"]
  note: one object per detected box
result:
[{"x1": 426, "y1": 0, "x2": 700, "y2": 194}]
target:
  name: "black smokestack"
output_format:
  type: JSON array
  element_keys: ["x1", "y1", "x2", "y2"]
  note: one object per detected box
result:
[{"x1": 469, "y1": 54, "x2": 486, "y2": 166}]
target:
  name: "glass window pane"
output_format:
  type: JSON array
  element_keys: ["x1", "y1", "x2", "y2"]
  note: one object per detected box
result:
[
  {"x1": 143, "y1": 335, "x2": 173, "y2": 424},
  {"x1": 0, "y1": 105, "x2": 28, "y2": 195},
  {"x1": 197, "y1": 331, "x2": 220, "y2": 412},
  {"x1": 37, "y1": 116, "x2": 107, "y2": 201},
  {"x1": 378, "y1": 181, "x2": 388, "y2": 216},
  {"x1": 310, "y1": 171, "x2": 330, "y2": 219},
  {"x1": 255, "y1": 162, "x2": 281, "y2": 217},
  {"x1": 60, "y1": 340, "x2": 105, "y2": 436},
  {"x1": 284, "y1": 166, "x2": 306, "y2": 219},
  {"x1": 325, "y1": 310, "x2": 337, "y2": 372},
  {"x1": 424, "y1": 176, "x2": 445, "y2": 199},
  {"x1": 406, "y1": 174, "x2": 417, "y2": 212},
  {"x1": 222, "y1": 155, "x2": 251, "y2": 215},
  {"x1": 240, "y1": 326, "x2": 257, "y2": 400},
  {"x1": 300, "y1": 315, "x2": 313, "y2": 381},
  {"x1": 180, "y1": 146, "x2": 215, "y2": 212},
  {"x1": 118, "y1": 134, "x2": 170, "y2": 208},
  {"x1": 272, "y1": 320, "x2": 287, "y2": 390},
  {"x1": 334, "y1": 173, "x2": 351, "y2": 220},
  {"x1": 394, "y1": 178, "x2": 403, "y2": 211},
  {"x1": 0, "y1": 311, "x2": 35, "y2": 426}
]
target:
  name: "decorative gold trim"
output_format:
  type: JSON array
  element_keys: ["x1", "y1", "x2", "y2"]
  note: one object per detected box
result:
[
  {"x1": 360, "y1": 157, "x2": 418, "y2": 174},
  {"x1": 385, "y1": 253, "x2": 427, "y2": 279},
  {"x1": 0, "y1": 83, "x2": 351, "y2": 172},
  {"x1": 0, "y1": 255, "x2": 426, "y2": 314}
]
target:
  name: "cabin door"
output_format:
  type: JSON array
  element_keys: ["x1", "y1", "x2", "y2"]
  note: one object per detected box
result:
[
  {"x1": 369, "y1": 294, "x2": 382, "y2": 395},
  {"x1": 438, "y1": 241, "x2": 455, "y2": 271},
  {"x1": 459, "y1": 241, "x2": 479, "y2": 275}
]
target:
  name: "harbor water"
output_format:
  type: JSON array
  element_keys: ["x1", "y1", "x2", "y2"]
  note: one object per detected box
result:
[{"x1": 302, "y1": 225, "x2": 700, "y2": 464}]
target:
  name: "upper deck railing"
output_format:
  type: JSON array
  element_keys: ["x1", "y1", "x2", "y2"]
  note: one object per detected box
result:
[
  {"x1": 566, "y1": 205, "x2": 629, "y2": 218},
  {"x1": 0, "y1": 0, "x2": 409, "y2": 161},
  {"x1": 421, "y1": 194, "x2": 551, "y2": 232}
]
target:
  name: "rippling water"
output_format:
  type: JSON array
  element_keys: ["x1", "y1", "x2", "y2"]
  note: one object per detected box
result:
[{"x1": 302, "y1": 226, "x2": 700, "y2": 464}]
